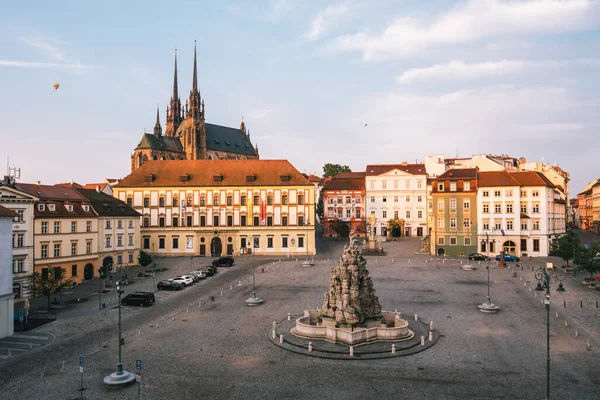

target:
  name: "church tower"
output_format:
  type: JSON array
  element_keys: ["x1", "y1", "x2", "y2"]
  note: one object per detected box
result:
[
  {"x1": 182, "y1": 41, "x2": 207, "y2": 160},
  {"x1": 165, "y1": 50, "x2": 182, "y2": 137},
  {"x1": 153, "y1": 106, "x2": 162, "y2": 137}
]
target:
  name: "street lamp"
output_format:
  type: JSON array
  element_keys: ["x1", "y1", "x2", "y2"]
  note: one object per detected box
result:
[
  {"x1": 534, "y1": 266, "x2": 566, "y2": 400},
  {"x1": 302, "y1": 219, "x2": 314, "y2": 267},
  {"x1": 245, "y1": 237, "x2": 264, "y2": 306},
  {"x1": 103, "y1": 280, "x2": 135, "y2": 387},
  {"x1": 478, "y1": 232, "x2": 500, "y2": 313}
]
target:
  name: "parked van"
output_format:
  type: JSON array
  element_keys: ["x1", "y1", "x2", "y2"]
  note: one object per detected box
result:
[{"x1": 121, "y1": 291, "x2": 156, "y2": 307}]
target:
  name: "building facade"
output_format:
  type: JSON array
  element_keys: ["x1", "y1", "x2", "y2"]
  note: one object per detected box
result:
[
  {"x1": 365, "y1": 164, "x2": 428, "y2": 238},
  {"x1": 131, "y1": 45, "x2": 258, "y2": 172},
  {"x1": 0, "y1": 205, "x2": 16, "y2": 339},
  {"x1": 113, "y1": 160, "x2": 315, "y2": 257},
  {"x1": 75, "y1": 188, "x2": 141, "y2": 272},
  {"x1": 18, "y1": 184, "x2": 99, "y2": 283},
  {"x1": 577, "y1": 179, "x2": 597, "y2": 231},
  {"x1": 431, "y1": 169, "x2": 479, "y2": 257},
  {"x1": 322, "y1": 172, "x2": 365, "y2": 238},
  {"x1": 0, "y1": 179, "x2": 37, "y2": 306}
]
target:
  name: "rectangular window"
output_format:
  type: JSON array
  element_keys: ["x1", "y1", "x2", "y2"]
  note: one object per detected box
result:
[
  {"x1": 159, "y1": 217, "x2": 165, "y2": 227},
  {"x1": 282, "y1": 237, "x2": 288, "y2": 248},
  {"x1": 128, "y1": 234, "x2": 134, "y2": 246},
  {"x1": 200, "y1": 215, "x2": 206, "y2": 227},
  {"x1": 494, "y1": 190, "x2": 501, "y2": 197},
  {"x1": 382, "y1": 196, "x2": 387, "y2": 203},
  {"x1": 494, "y1": 204, "x2": 501, "y2": 213},
  {"x1": 54, "y1": 243, "x2": 60, "y2": 258},
  {"x1": 128, "y1": 253, "x2": 133, "y2": 263},
  {"x1": 450, "y1": 182, "x2": 457, "y2": 191},
  {"x1": 298, "y1": 194, "x2": 305, "y2": 205},
  {"x1": 117, "y1": 220, "x2": 123, "y2": 229},
  {"x1": 41, "y1": 221, "x2": 48, "y2": 234},
  {"x1": 143, "y1": 237, "x2": 150, "y2": 249},
  {"x1": 463, "y1": 218, "x2": 470, "y2": 228},
  {"x1": 450, "y1": 218, "x2": 457, "y2": 229},
  {"x1": 71, "y1": 242, "x2": 77, "y2": 256},
  {"x1": 521, "y1": 238, "x2": 527, "y2": 251},
  {"x1": 213, "y1": 196, "x2": 220, "y2": 206},
  {"x1": 86, "y1": 241, "x2": 92, "y2": 254},
  {"x1": 450, "y1": 237, "x2": 457, "y2": 245},
  {"x1": 521, "y1": 221, "x2": 528, "y2": 230},
  {"x1": 382, "y1": 181, "x2": 387, "y2": 189},
  {"x1": 438, "y1": 200, "x2": 444, "y2": 209},
  {"x1": 281, "y1": 194, "x2": 288, "y2": 205},
  {"x1": 506, "y1": 204, "x2": 513, "y2": 213},
  {"x1": 71, "y1": 265, "x2": 77, "y2": 277},
  {"x1": 370, "y1": 196, "x2": 375, "y2": 203},
  {"x1": 282, "y1": 216, "x2": 288, "y2": 226},
  {"x1": 394, "y1": 211, "x2": 399, "y2": 219},
  {"x1": 54, "y1": 221, "x2": 60, "y2": 233},
  {"x1": 71, "y1": 221, "x2": 77, "y2": 233},
  {"x1": 521, "y1": 203, "x2": 527, "y2": 213},
  {"x1": 405, "y1": 196, "x2": 410, "y2": 202},
  {"x1": 483, "y1": 191, "x2": 489, "y2": 197},
  {"x1": 463, "y1": 200, "x2": 470, "y2": 209},
  {"x1": 533, "y1": 220, "x2": 540, "y2": 230},
  {"x1": 417, "y1": 180, "x2": 422, "y2": 189},
  {"x1": 86, "y1": 221, "x2": 92, "y2": 232},
  {"x1": 355, "y1": 209, "x2": 361, "y2": 219},
  {"x1": 450, "y1": 199, "x2": 456, "y2": 209},
  {"x1": 532, "y1": 204, "x2": 540, "y2": 213},
  {"x1": 227, "y1": 215, "x2": 233, "y2": 227},
  {"x1": 159, "y1": 197, "x2": 165, "y2": 207},
  {"x1": 213, "y1": 215, "x2": 220, "y2": 226},
  {"x1": 481, "y1": 241, "x2": 487, "y2": 253},
  {"x1": 227, "y1": 195, "x2": 233, "y2": 206},
  {"x1": 143, "y1": 217, "x2": 150, "y2": 228},
  {"x1": 438, "y1": 237, "x2": 444, "y2": 245},
  {"x1": 298, "y1": 236, "x2": 304, "y2": 248},
  {"x1": 105, "y1": 236, "x2": 111, "y2": 248},
  {"x1": 418, "y1": 210, "x2": 423, "y2": 219},
  {"x1": 105, "y1": 220, "x2": 111, "y2": 229},
  {"x1": 267, "y1": 216, "x2": 273, "y2": 226},
  {"x1": 159, "y1": 238, "x2": 165, "y2": 249},
  {"x1": 241, "y1": 195, "x2": 247, "y2": 206},
  {"x1": 187, "y1": 215, "x2": 193, "y2": 227},
  {"x1": 417, "y1": 195, "x2": 422, "y2": 202},
  {"x1": 495, "y1": 221, "x2": 502, "y2": 230},
  {"x1": 437, "y1": 218, "x2": 444, "y2": 228},
  {"x1": 172, "y1": 197, "x2": 179, "y2": 207},
  {"x1": 143, "y1": 198, "x2": 150, "y2": 207},
  {"x1": 337, "y1": 208, "x2": 343, "y2": 218},
  {"x1": 355, "y1": 196, "x2": 361, "y2": 204},
  {"x1": 172, "y1": 217, "x2": 179, "y2": 227},
  {"x1": 17, "y1": 233, "x2": 24, "y2": 248},
  {"x1": 406, "y1": 211, "x2": 411, "y2": 218},
  {"x1": 506, "y1": 190, "x2": 513, "y2": 197},
  {"x1": 393, "y1": 196, "x2": 398, "y2": 203},
  {"x1": 532, "y1": 191, "x2": 539, "y2": 197},
  {"x1": 464, "y1": 237, "x2": 471, "y2": 246},
  {"x1": 382, "y1": 210, "x2": 387, "y2": 219},
  {"x1": 298, "y1": 216, "x2": 304, "y2": 226},
  {"x1": 41, "y1": 244, "x2": 48, "y2": 258},
  {"x1": 521, "y1": 190, "x2": 527, "y2": 197},
  {"x1": 463, "y1": 181, "x2": 470, "y2": 191},
  {"x1": 253, "y1": 195, "x2": 260, "y2": 206},
  {"x1": 533, "y1": 239, "x2": 540, "y2": 252},
  {"x1": 241, "y1": 215, "x2": 247, "y2": 226},
  {"x1": 173, "y1": 237, "x2": 179, "y2": 249},
  {"x1": 507, "y1": 220, "x2": 513, "y2": 230},
  {"x1": 117, "y1": 235, "x2": 123, "y2": 247},
  {"x1": 483, "y1": 220, "x2": 490, "y2": 230},
  {"x1": 267, "y1": 237, "x2": 273, "y2": 248},
  {"x1": 253, "y1": 216, "x2": 260, "y2": 226},
  {"x1": 405, "y1": 180, "x2": 410, "y2": 189},
  {"x1": 187, "y1": 195, "x2": 193, "y2": 206},
  {"x1": 200, "y1": 196, "x2": 206, "y2": 206},
  {"x1": 428, "y1": 201, "x2": 433, "y2": 210}
]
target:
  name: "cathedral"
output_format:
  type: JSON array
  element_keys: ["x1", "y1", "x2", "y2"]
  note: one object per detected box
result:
[{"x1": 131, "y1": 43, "x2": 259, "y2": 172}]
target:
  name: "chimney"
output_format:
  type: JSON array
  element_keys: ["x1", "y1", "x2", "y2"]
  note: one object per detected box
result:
[
  {"x1": 35, "y1": 180, "x2": 41, "y2": 186},
  {"x1": 96, "y1": 185, "x2": 101, "y2": 193}
]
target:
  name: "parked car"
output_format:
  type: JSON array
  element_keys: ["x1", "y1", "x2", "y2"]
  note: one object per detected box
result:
[
  {"x1": 121, "y1": 291, "x2": 155, "y2": 307},
  {"x1": 157, "y1": 280, "x2": 184, "y2": 291},
  {"x1": 202, "y1": 265, "x2": 217, "y2": 276},
  {"x1": 468, "y1": 253, "x2": 490, "y2": 261},
  {"x1": 169, "y1": 276, "x2": 193, "y2": 286},
  {"x1": 495, "y1": 254, "x2": 520, "y2": 262},
  {"x1": 212, "y1": 256, "x2": 234, "y2": 267},
  {"x1": 191, "y1": 270, "x2": 207, "y2": 280}
]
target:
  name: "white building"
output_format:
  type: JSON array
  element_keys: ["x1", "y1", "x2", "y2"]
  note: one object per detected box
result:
[
  {"x1": 477, "y1": 171, "x2": 566, "y2": 258},
  {"x1": 0, "y1": 205, "x2": 17, "y2": 339},
  {"x1": 365, "y1": 163, "x2": 428, "y2": 238},
  {"x1": 0, "y1": 180, "x2": 38, "y2": 309}
]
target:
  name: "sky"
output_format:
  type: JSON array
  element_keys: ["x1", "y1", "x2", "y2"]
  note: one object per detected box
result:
[{"x1": 1, "y1": 0, "x2": 599, "y2": 196}]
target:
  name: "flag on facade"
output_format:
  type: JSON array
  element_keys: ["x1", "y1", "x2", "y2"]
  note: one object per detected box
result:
[{"x1": 260, "y1": 199, "x2": 266, "y2": 225}]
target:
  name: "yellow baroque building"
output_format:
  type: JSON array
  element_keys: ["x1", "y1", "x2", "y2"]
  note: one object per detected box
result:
[{"x1": 113, "y1": 160, "x2": 316, "y2": 258}]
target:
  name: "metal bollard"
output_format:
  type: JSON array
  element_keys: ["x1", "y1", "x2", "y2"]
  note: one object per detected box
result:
[
  {"x1": 308, "y1": 342, "x2": 312, "y2": 352},
  {"x1": 421, "y1": 336, "x2": 425, "y2": 346},
  {"x1": 272, "y1": 329, "x2": 276, "y2": 339},
  {"x1": 279, "y1": 334, "x2": 283, "y2": 344},
  {"x1": 392, "y1": 344, "x2": 396, "y2": 354}
]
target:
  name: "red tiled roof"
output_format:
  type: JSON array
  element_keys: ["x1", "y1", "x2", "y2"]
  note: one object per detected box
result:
[
  {"x1": 323, "y1": 172, "x2": 365, "y2": 191},
  {"x1": 18, "y1": 183, "x2": 87, "y2": 201},
  {"x1": 306, "y1": 174, "x2": 321, "y2": 183},
  {"x1": 115, "y1": 160, "x2": 311, "y2": 188},
  {"x1": 509, "y1": 171, "x2": 556, "y2": 188},
  {"x1": 365, "y1": 164, "x2": 427, "y2": 176},
  {"x1": 437, "y1": 168, "x2": 478, "y2": 180},
  {"x1": 0, "y1": 204, "x2": 17, "y2": 218},
  {"x1": 477, "y1": 171, "x2": 520, "y2": 187},
  {"x1": 17, "y1": 183, "x2": 95, "y2": 218},
  {"x1": 83, "y1": 182, "x2": 109, "y2": 191}
]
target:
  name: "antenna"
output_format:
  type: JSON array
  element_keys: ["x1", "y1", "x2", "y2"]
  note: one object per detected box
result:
[{"x1": 6, "y1": 157, "x2": 21, "y2": 184}]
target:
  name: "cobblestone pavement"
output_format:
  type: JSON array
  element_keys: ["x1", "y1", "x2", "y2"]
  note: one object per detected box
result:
[{"x1": 1, "y1": 238, "x2": 599, "y2": 399}]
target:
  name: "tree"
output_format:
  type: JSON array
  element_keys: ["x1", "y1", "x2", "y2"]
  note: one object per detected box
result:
[
  {"x1": 32, "y1": 267, "x2": 73, "y2": 311},
  {"x1": 316, "y1": 191, "x2": 324, "y2": 221},
  {"x1": 138, "y1": 250, "x2": 153, "y2": 267},
  {"x1": 549, "y1": 233, "x2": 579, "y2": 267},
  {"x1": 386, "y1": 218, "x2": 404, "y2": 237},
  {"x1": 323, "y1": 163, "x2": 351, "y2": 178},
  {"x1": 573, "y1": 242, "x2": 600, "y2": 278}
]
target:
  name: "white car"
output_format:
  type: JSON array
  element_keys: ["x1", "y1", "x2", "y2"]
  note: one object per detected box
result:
[
  {"x1": 168, "y1": 276, "x2": 193, "y2": 286},
  {"x1": 191, "y1": 270, "x2": 206, "y2": 280}
]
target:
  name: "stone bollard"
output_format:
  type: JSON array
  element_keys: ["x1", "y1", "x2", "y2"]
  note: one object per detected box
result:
[
  {"x1": 421, "y1": 336, "x2": 425, "y2": 346},
  {"x1": 272, "y1": 329, "x2": 276, "y2": 339},
  {"x1": 349, "y1": 346, "x2": 354, "y2": 356},
  {"x1": 556, "y1": 312, "x2": 559, "y2": 318},
  {"x1": 429, "y1": 331, "x2": 433, "y2": 341},
  {"x1": 414, "y1": 313, "x2": 418, "y2": 321},
  {"x1": 172, "y1": 316, "x2": 175, "y2": 321},
  {"x1": 221, "y1": 290, "x2": 223, "y2": 296},
  {"x1": 575, "y1": 329, "x2": 579, "y2": 337},
  {"x1": 287, "y1": 312, "x2": 291, "y2": 321},
  {"x1": 279, "y1": 334, "x2": 283, "y2": 344},
  {"x1": 443, "y1": 259, "x2": 445, "y2": 264},
  {"x1": 392, "y1": 344, "x2": 396, "y2": 354},
  {"x1": 587, "y1": 340, "x2": 591, "y2": 349},
  {"x1": 565, "y1": 320, "x2": 568, "y2": 327},
  {"x1": 429, "y1": 321, "x2": 434, "y2": 331},
  {"x1": 199, "y1": 301, "x2": 201, "y2": 307},
  {"x1": 138, "y1": 329, "x2": 141, "y2": 336},
  {"x1": 460, "y1": 260, "x2": 463, "y2": 265},
  {"x1": 238, "y1": 280, "x2": 242, "y2": 286},
  {"x1": 230, "y1": 285, "x2": 233, "y2": 291},
  {"x1": 308, "y1": 342, "x2": 312, "y2": 352},
  {"x1": 186, "y1": 308, "x2": 189, "y2": 314}
]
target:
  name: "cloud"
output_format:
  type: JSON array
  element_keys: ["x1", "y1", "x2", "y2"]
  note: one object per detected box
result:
[
  {"x1": 21, "y1": 36, "x2": 65, "y2": 60},
  {"x1": 305, "y1": 2, "x2": 354, "y2": 41},
  {"x1": 0, "y1": 60, "x2": 94, "y2": 69},
  {"x1": 396, "y1": 59, "x2": 600, "y2": 84},
  {"x1": 334, "y1": 0, "x2": 600, "y2": 60},
  {"x1": 249, "y1": 109, "x2": 273, "y2": 120}
]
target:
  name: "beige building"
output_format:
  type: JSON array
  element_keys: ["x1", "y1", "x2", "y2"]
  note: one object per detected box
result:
[
  {"x1": 18, "y1": 184, "x2": 99, "y2": 283},
  {"x1": 0, "y1": 179, "x2": 38, "y2": 306},
  {"x1": 577, "y1": 179, "x2": 598, "y2": 231},
  {"x1": 113, "y1": 160, "x2": 315, "y2": 257}
]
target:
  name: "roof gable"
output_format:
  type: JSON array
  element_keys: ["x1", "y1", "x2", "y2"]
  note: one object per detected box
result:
[{"x1": 0, "y1": 184, "x2": 40, "y2": 201}]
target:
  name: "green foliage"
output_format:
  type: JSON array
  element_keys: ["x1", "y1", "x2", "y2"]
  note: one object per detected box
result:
[
  {"x1": 386, "y1": 218, "x2": 403, "y2": 230},
  {"x1": 573, "y1": 242, "x2": 600, "y2": 278},
  {"x1": 549, "y1": 233, "x2": 579, "y2": 266},
  {"x1": 32, "y1": 267, "x2": 73, "y2": 311},
  {"x1": 316, "y1": 191, "x2": 324, "y2": 220},
  {"x1": 323, "y1": 163, "x2": 351, "y2": 178},
  {"x1": 138, "y1": 250, "x2": 153, "y2": 267}
]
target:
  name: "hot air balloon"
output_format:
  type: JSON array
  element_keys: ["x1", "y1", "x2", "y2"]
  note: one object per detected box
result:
[{"x1": 53, "y1": 83, "x2": 60, "y2": 90}]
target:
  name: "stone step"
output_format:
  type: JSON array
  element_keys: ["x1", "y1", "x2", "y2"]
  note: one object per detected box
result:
[
  {"x1": 2, "y1": 336, "x2": 51, "y2": 345},
  {"x1": 0, "y1": 341, "x2": 42, "y2": 350}
]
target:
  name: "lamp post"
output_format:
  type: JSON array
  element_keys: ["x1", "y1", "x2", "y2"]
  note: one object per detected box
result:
[
  {"x1": 478, "y1": 232, "x2": 500, "y2": 313},
  {"x1": 534, "y1": 266, "x2": 566, "y2": 400},
  {"x1": 302, "y1": 219, "x2": 314, "y2": 267},
  {"x1": 245, "y1": 237, "x2": 264, "y2": 306},
  {"x1": 103, "y1": 281, "x2": 135, "y2": 387}
]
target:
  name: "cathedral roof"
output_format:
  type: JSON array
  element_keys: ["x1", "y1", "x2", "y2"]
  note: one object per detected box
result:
[
  {"x1": 172, "y1": 123, "x2": 256, "y2": 156},
  {"x1": 136, "y1": 134, "x2": 184, "y2": 153}
]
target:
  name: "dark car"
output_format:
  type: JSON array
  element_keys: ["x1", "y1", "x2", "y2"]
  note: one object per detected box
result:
[
  {"x1": 121, "y1": 291, "x2": 156, "y2": 307},
  {"x1": 495, "y1": 254, "x2": 520, "y2": 262},
  {"x1": 468, "y1": 253, "x2": 490, "y2": 261},
  {"x1": 202, "y1": 266, "x2": 217, "y2": 276},
  {"x1": 212, "y1": 256, "x2": 234, "y2": 267},
  {"x1": 157, "y1": 280, "x2": 183, "y2": 291}
]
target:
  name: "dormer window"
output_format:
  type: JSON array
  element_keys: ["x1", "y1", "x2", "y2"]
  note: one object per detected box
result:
[
  {"x1": 48, "y1": 204, "x2": 56, "y2": 211},
  {"x1": 437, "y1": 183, "x2": 444, "y2": 191},
  {"x1": 144, "y1": 174, "x2": 154, "y2": 182},
  {"x1": 213, "y1": 175, "x2": 223, "y2": 183},
  {"x1": 66, "y1": 205, "x2": 73, "y2": 212},
  {"x1": 280, "y1": 175, "x2": 291, "y2": 182},
  {"x1": 246, "y1": 175, "x2": 256, "y2": 183},
  {"x1": 83, "y1": 205, "x2": 90, "y2": 212},
  {"x1": 179, "y1": 174, "x2": 190, "y2": 183},
  {"x1": 38, "y1": 204, "x2": 45, "y2": 211}
]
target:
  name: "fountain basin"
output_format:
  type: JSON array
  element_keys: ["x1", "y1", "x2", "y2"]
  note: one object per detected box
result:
[{"x1": 291, "y1": 310, "x2": 414, "y2": 346}]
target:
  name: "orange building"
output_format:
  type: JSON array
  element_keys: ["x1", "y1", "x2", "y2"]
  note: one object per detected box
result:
[{"x1": 322, "y1": 172, "x2": 366, "y2": 238}]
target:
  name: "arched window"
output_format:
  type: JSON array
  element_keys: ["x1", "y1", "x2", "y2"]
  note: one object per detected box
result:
[{"x1": 503, "y1": 240, "x2": 517, "y2": 255}]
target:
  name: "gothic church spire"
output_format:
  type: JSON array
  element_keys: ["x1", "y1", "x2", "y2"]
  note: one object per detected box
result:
[
  {"x1": 153, "y1": 105, "x2": 162, "y2": 137},
  {"x1": 165, "y1": 48, "x2": 182, "y2": 136}
]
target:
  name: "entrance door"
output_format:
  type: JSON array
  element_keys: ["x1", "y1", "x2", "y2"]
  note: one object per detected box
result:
[
  {"x1": 437, "y1": 248, "x2": 445, "y2": 256},
  {"x1": 84, "y1": 264, "x2": 94, "y2": 280},
  {"x1": 200, "y1": 244, "x2": 206, "y2": 256},
  {"x1": 405, "y1": 227, "x2": 412, "y2": 237},
  {"x1": 337, "y1": 223, "x2": 350, "y2": 238},
  {"x1": 227, "y1": 244, "x2": 234, "y2": 255},
  {"x1": 503, "y1": 240, "x2": 516, "y2": 255},
  {"x1": 211, "y1": 237, "x2": 222, "y2": 257},
  {"x1": 417, "y1": 227, "x2": 423, "y2": 237}
]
